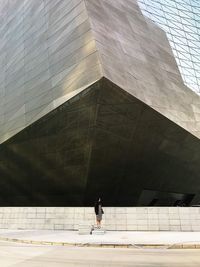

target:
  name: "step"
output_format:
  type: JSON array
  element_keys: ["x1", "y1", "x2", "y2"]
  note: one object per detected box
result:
[
  {"x1": 78, "y1": 224, "x2": 93, "y2": 235},
  {"x1": 92, "y1": 229, "x2": 106, "y2": 235}
]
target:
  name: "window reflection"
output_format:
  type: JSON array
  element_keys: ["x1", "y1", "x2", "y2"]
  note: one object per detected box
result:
[{"x1": 138, "y1": 0, "x2": 200, "y2": 94}]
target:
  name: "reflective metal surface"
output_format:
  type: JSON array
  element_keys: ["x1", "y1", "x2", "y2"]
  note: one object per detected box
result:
[
  {"x1": 0, "y1": 79, "x2": 199, "y2": 206},
  {"x1": 85, "y1": 0, "x2": 200, "y2": 139},
  {"x1": 0, "y1": 0, "x2": 199, "y2": 206},
  {"x1": 0, "y1": 0, "x2": 102, "y2": 143}
]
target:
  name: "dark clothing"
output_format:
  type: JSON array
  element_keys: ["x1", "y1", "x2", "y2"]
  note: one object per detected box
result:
[{"x1": 94, "y1": 201, "x2": 103, "y2": 215}]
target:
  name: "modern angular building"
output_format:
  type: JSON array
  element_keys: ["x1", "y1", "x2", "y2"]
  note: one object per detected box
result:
[{"x1": 0, "y1": 0, "x2": 199, "y2": 206}]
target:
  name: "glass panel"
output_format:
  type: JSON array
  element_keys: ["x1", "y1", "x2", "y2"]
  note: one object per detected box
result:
[{"x1": 138, "y1": 0, "x2": 200, "y2": 94}]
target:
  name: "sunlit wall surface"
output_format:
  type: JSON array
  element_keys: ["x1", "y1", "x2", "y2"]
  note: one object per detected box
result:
[{"x1": 138, "y1": 0, "x2": 200, "y2": 94}]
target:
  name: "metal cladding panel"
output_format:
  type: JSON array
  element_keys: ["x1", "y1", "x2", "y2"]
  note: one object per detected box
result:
[
  {"x1": 0, "y1": 0, "x2": 199, "y2": 206},
  {"x1": 0, "y1": 0, "x2": 102, "y2": 143},
  {"x1": 85, "y1": 0, "x2": 200, "y2": 139},
  {"x1": 1, "y1": 0, "x2": 200, "y2": 144}
]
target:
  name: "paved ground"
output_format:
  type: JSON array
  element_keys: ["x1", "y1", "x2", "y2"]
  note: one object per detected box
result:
[
  {"x1": 0, "y1": 241, "x2": 200, "y2": 267},
  {"x1": 0, "y1": 229, "x2": 200, "y2": 247}
]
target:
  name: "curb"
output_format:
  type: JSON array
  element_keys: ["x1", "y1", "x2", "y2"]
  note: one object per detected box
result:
[
  {"x1": 0, "y1": 236, "x2": 200, "y2": 249},
  {"x1": 0, "y1": 236, "x2": 137, "y2": 248},
  {"x1": 136, "y1": 243, "x2": 200, "y2": 249},
  {"x1": 169, "y1": 243, "x2": 200, "y2": 249}
]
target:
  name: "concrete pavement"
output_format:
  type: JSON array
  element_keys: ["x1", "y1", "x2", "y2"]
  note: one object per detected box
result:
[
  {"x1": 0, "y1": 241, "x2": 200, "y2": 266},
  {"x1": 0, "y1": 229, "x2": 200, "y2": 249}
]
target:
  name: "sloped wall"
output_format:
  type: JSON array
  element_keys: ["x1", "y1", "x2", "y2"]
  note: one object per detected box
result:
[
  {"x1": 0, "y1": 0, "x2": 102, "y2": 143},
  {"x1": 85, "y1": 0, "x2": 200, "y2": 138}
]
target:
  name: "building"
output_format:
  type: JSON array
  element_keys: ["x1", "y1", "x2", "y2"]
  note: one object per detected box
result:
[{"x1": 0, "y1": 0, "x2": 199, "y2": 206}]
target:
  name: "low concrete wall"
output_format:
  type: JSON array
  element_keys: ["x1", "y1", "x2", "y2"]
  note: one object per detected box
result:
[{"x1": 0, "y1": 207, "x2": 200, "y2": 231}]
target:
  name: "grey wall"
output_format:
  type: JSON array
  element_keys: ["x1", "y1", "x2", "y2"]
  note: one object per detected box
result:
[
  {"x1": 0, "y1": 207, "x2": 200, "y2": 231},
  {"x1": 0, "y1": 0, "x2": 102, "y2": 143}
]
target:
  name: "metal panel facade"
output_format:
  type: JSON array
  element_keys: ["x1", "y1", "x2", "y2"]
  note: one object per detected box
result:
[
  {"x1": 0, "y1": 0, "x2": 102, "y2": 143},
  {"x1": 0, "y1": 0, "x2": 199, "y2": 206}
]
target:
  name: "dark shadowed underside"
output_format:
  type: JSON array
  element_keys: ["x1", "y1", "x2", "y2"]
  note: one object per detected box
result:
[{"x1": 0, "y1": 78, "x2": 199, "y2": 206}]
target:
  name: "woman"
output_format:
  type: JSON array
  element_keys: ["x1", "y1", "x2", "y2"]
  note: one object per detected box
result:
[{"x1": 94, "y1": 197, "x2": 104, "y2": 228}]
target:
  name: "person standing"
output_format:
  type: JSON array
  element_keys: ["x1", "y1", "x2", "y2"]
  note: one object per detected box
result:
[{"x1": 94, "y1": 197, "x2": 104, "y2": 228}]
